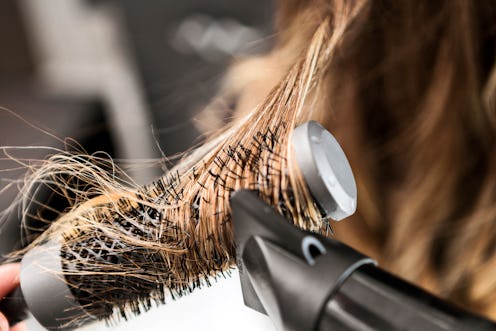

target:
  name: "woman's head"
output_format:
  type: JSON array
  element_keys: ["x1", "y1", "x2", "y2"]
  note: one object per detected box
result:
[
  {"x1": 5, "y1": 0, "x2": 496, "y2": 322},
  {"x1": 223, "y1": 0, "x2": 496, "y2": 317}
]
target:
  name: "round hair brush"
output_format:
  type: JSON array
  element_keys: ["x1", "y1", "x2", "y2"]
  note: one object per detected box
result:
[
  {"x1": 0, "y1": 20, "x2": 357, "y2": 329},
  {"x1": 0, "y1": 121, "x2": 357, "y2": 330}
]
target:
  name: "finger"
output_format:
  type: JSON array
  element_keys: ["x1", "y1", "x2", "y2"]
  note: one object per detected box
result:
[
  {"x1": 0, "y1": 311, "x2": 9, "y2": 331},
  {"x1": 0, "y1": 264, "x2": 20, "y2": 298},
  {"x1": 10, "y1": 321, "x2": 26, "y2": 331}
]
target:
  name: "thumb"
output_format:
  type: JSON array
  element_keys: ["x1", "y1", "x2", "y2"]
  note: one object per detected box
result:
[
  {"x1": 0, "y1": 311, "x2": 9, "y2": 331},
  {"x1": 0, "y1": 264, "x2": 20, "y2": 298}
]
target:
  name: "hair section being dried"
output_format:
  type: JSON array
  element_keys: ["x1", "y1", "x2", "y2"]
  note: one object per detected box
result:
[{"x1": 5, "y1": 2, "x2": 368, "y2": 325}]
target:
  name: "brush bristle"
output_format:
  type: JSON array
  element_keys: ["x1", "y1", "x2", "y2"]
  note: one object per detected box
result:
[
  {"x1": 59, "y1": 126, "x2": 327, "y2": 321},
  {"x1": 7, "y1": 17, "x2": 344, "y2": 324}
]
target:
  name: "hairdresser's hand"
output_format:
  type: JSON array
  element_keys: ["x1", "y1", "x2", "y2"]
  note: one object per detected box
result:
[{"x1": 0, "y1": 264, "x2": 25, "y2": 331}]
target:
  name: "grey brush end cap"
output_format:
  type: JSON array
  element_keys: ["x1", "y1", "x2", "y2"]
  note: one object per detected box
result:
[
  {"x1": 292, "y1": 121, "x2": 357, "y2": 221},
  {"x1": 20, "y1": 240, "x2": 94, "y2": 330}
]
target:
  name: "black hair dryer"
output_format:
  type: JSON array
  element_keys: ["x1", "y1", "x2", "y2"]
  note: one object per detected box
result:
[{"x1": 231, "y1": 190, "x2": 496, "y2": 331}]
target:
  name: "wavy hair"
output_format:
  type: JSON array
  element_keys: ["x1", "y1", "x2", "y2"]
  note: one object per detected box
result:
[{"x1": 4, "y1": 0, "x2": 496, "y2": 322}]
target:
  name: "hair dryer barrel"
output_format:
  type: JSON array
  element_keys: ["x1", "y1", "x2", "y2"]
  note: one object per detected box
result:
[{"x1": 319, "y1": 264, "x2": 496, "y2": 331}]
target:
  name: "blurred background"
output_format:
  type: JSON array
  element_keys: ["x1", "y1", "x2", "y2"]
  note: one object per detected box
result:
[{"x1": 0, "y1": 0, "x2": 276, "y2": 330}]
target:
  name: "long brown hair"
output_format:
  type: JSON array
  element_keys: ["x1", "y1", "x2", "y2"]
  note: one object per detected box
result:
[
  {"x1": 223, "y1": 0, "x2": 496, "y2": 317},
  {"x1": 6, "y1": 0, "x2": 496, "y2": 322}
]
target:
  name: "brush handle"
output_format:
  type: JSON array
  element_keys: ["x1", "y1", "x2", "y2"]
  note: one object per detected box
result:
[
  {"x1": 0, "y1": 286, "x2": 28, "y2": 326},
  {"x1": 10, "y1": 240, "x2": 94, "y2": 331}
]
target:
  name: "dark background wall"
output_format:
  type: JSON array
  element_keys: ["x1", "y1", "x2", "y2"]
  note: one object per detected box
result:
[{"x1": 0, "y1": 0, "x2": 273, "y2": 257}]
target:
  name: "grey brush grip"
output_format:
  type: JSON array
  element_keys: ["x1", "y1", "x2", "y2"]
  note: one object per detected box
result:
[
  {"x1": 0, "y1": 286, "x2": 28, "y2": 326},
  {"x1": 18, "y1": 240, "x2": 95, "y2": 330}
]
